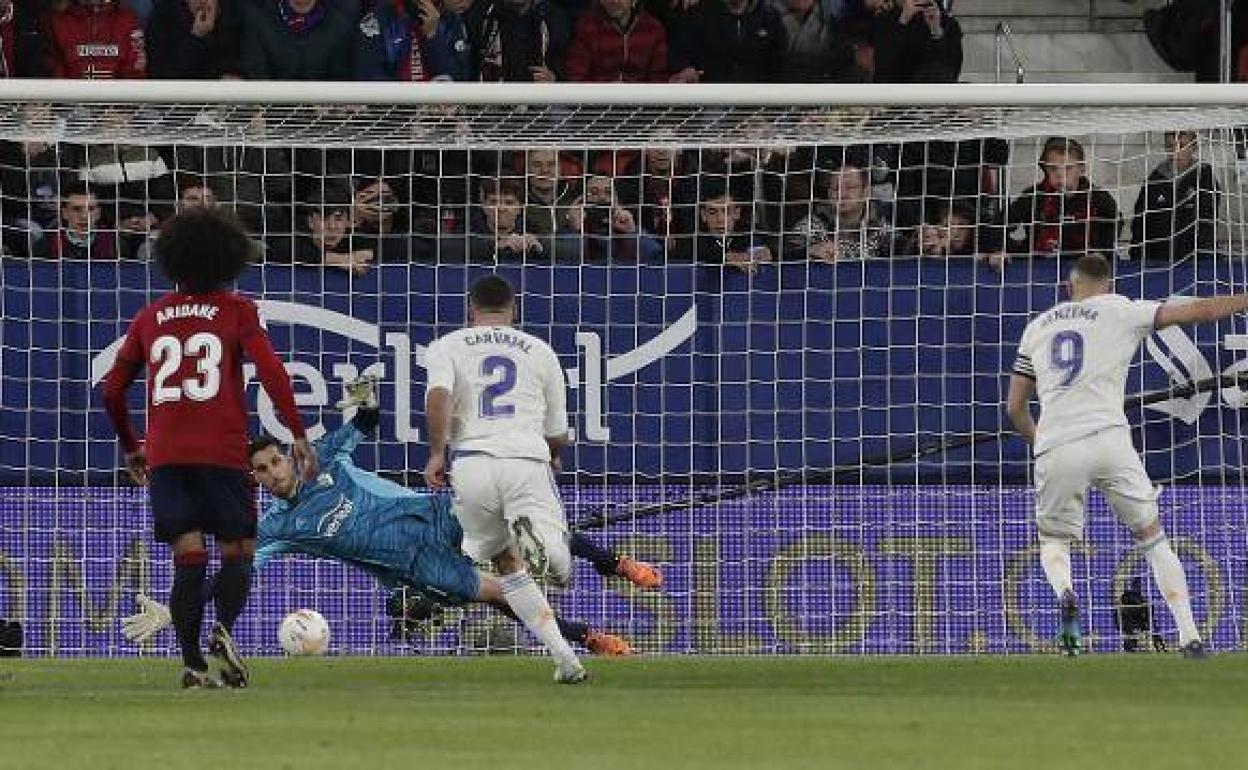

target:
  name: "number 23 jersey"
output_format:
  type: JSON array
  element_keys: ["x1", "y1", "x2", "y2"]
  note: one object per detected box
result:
[
  {"x1": 1013, "y1": 293, "x2": 1160, "y2": 456},
  {"x1": 112, "y1": 291, "x2": 302, "y2": 470},
  {"x1": 423, "y1": 325, "x2": 568, "y2": 461}
]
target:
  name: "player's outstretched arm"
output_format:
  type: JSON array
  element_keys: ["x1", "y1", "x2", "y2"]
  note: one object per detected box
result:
[
  {"x1": 1006, "y1": 373, "x2": 1037, "y2": 445},
  {"x1": 1156, "y1": 294, "x2": 1248, "y2": 329}
]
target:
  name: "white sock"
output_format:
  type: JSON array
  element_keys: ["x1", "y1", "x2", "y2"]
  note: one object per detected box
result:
[
  {"x1": 1039, "y1": 537, "x2": 1074, "y2": 599},
  {"x1": 1142, "y1": 534, "x2": 1200, "y2": 645},
  {"x1": 501, "y1": 570, "x2": 581, "y2": 670}
]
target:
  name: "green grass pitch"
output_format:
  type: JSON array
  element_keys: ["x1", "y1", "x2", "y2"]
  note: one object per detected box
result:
[{"x1": 2, "y1": 655, "x2": 1246, "y2": 770}]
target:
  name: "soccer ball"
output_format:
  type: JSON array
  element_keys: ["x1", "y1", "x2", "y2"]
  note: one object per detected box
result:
[{"x1": 278, "y1": 609, "x2": 330, "y2": 656}]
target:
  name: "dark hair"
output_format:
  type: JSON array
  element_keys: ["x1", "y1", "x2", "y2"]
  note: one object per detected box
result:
[
  {"x1": 175, "y1": 173, "x2": 211, "y2": 197},
  {"x1": 61, "y1": 181, "x2": 96, "y2": 205},
  {"x1": 1073, "y1": 252, "x2": 1111, "y2": 281},
  {"x1": 155, "y1": 208, "x2": 254, "y2": 293},
  {"x1": 247, "y1": 434, "x2": 283, "y2": 461},
  {"x1": 478, "y1": 177, "x2": 524, "y2": 203},
  {"x1": 1041, "y1": 136, "x2": 1086, "y2": 163},
  {"x1": 469, "y1": 274, "x2": 515, "y2": 312}
]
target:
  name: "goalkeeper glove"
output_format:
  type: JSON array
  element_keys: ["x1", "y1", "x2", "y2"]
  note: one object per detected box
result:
[
  {"x1": 335, "y1": 373, "x2": 379, "y2": 411},
  {"x1": 385, "y1": 587, "x2": 445, "y2": 641},
  {"x1": 121, "y1": 594, "x2": 172, "y2": 643}
]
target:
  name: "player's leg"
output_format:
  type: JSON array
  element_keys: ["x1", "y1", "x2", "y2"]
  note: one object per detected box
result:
[
  {"x1": 452, "y1": 456, "x2": 586, "y2": 682},
  {"x1": 199, "y1": 467, "x2": 260, "y2": 686},
  {"x1": 1033, "y1": 445, "x2": 1090, "y2": 656},
  {"x1": 569, "y1": 533, "x2": 663, "y2": 590},
  {"x1": 1098, "y1": 439, "x2": 1205, "y2": 657},
  {"x1": 150, "y1": 466, "x2": 217, "y2": 687}
]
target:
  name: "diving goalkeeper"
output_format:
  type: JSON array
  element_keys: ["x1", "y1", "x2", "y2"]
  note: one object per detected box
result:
[{"x1": 124, "y1": 375, "x2": 644, "y2": 660}]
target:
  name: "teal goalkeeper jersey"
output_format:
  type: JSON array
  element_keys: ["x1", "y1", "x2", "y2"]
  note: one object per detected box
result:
[{"x1": 254, "y1": 418, "x2": 447, "y2": 589}]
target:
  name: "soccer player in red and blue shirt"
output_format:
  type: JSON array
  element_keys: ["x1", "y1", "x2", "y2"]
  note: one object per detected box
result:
[{"x1": 102, "y1": 208, "x2": 317, "y2": 688}]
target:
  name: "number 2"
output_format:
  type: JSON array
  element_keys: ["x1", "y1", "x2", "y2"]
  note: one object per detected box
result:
[
  {"x1": 1050, "y1": 330, "x2": 1084, "y2": 386},
  {"x1": 151, "y1": 332, "x2": 223, "y2": 404},
  {"x1": 479, "y1": 355, "x2": 517, "y2": 418}
]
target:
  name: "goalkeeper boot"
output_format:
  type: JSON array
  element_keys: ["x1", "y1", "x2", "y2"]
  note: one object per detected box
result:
[
  {"x1": 616, "y1": 556, "x2": 663, "y2": 590},
  {"x1": 1058, "y1": 590, "x2": 1082, "y2": 658},
  {"x1": 585, "y1": 630, "x2": 633, "y2": 656},
  {"x1": 208, "y1": 622, "x2": 249, "y2": 688},
  {"x1": 1181, "y1": 640, "x2": 1211, "y2": 660},
  {"x1": 554, "y1": 661, "x2": 589, "y2": 685},
  {"x1": 181, "y1": 668, "x2": 222, "y2": 689}
]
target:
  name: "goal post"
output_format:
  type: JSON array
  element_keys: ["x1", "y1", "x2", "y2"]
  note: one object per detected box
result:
[{"x1": 1, "y1": 81, "x2": 1247, "y2": 657}]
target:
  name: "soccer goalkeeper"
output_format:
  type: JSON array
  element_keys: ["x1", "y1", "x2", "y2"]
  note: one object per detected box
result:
[{"x1": 123, "y1": 375, "x2": 646, "y2": 668}]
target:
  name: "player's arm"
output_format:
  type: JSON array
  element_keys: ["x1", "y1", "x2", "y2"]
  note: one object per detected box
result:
[
  {"x1": 316, "y1": 374, "x2": 381, "y2": 463},
  {"x1": 543, "y1": 347, "x2": 570, "y2": 465},
  {"x1": 239, "y1": 300, "x2": 317, "y2": 480},
  {"x1": 422, "y1": 341, "x2": 455, "y2": 489},
  {"x1": 100, "y1": 321, "x2": 148, "y2": 484},
  {"x1": 1006, "y1": 374, "x2": 1037, "y2": 445},
  {"x1": 1155, "y1": 294, "x2": 1248, "y2": 329}
]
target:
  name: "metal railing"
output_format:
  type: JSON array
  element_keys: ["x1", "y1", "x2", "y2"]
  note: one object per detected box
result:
[{"x1": 995, "y1": 21, "x2": 1027, "y2": 84}]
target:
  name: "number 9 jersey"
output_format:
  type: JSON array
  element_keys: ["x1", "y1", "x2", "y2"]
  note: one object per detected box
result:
[
  {"x1": 423, "y1": 325, "x2": 568, "y2": 461},
  {"x1": 1012, "y1": 293, "x2": 1161, "y2": 456},
  {"x1": 103, "y1": 290, "x2": 305, "y2": 470}
]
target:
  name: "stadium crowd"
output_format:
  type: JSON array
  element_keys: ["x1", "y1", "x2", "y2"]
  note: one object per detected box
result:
[{"x1": 0, "y1": 0, "x2": 1224, "y2": 270}]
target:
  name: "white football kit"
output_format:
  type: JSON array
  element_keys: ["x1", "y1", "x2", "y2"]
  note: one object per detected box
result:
[
  {"x1": 1013, "y1": 293, "x2": 1164, "y2": 538},
  {"x1": 423, "y1": 325, "x2": 573, "y2": 583}
]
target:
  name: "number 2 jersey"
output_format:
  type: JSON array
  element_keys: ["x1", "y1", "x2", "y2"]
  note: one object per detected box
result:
[
  {"x1": 102, "y1": 290, "x2": 305, "y2": 470},
  {"x1": 423, "y1": 325, "x2": 567, "y2": 461},
  {"x1": 1013, "y1": 293, "x2": 1161, "y2": 456}
]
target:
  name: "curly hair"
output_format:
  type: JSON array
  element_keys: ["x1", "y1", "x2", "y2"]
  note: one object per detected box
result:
[{"x1": 154, "y1": 208, "x2": 255, "y2": 293}]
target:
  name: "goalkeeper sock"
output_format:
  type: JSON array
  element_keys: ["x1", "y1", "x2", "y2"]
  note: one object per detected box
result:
[
  {"x1": 500, "y1": 570, "x2": 580, "y2": 669},
  {"x1": 1039, "y1": 536, "x2": 1074, "y2": 599},
  {"x1": 171, "y1": 550, "x2": 209, "y2": 671},
  {"x1": 569, "y1": 533, "x2": 620, "y2": 577},
  {"x1": 213, "y1": 555, "x2": 253, "y2": 632},
  {"x1": 489, "y1": 599, "x2": 589, "y2": 644},
  {"x1": 1142, "y1": 534, "x2": 1200, "y2": 645}
]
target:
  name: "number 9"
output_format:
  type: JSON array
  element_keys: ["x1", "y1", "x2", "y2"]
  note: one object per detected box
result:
[{"x1": 1050, "y1": 330, "x2": 1084, "y2": 386}]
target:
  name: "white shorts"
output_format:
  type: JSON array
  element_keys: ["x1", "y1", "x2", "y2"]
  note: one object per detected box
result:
[
  {"x1": 1034, "y1": 428, "x2": 1160, "y2": 540},
  {"x1": 450, "y1": 453, "x2": 572, "y2": 585}
]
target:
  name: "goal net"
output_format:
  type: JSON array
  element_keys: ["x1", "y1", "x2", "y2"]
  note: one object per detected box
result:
[{"x1": 2, "y1": 82, "x2": 1247, "y2": 657}]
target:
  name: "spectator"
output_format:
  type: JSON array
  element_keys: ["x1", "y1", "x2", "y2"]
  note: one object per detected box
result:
[
  {"x1": 49, "y1": 185, "x2": 119, "y2": 260},
  {"x1": 470, "y1": 0, "x2": 569, "y2": 81},
  {"x1": 422, "y1": 0, "x2": 477, "y2": 80},
  {"x1": 277, "y1": 183, "x2": 375, "y2": 275},
  {"x1": 241, "y1": 0, "x2": 357, "y2": 80},
  {"x1": 865, "y1": 0, "x2": 961, "y2": 83},
  {"x1": 681, "y1": 177, "x2": 772, "y2": 272},
  {"x1": 554, "y1": 172, "x2": 661, "y2": 261},
  {"x1": 1, "y1": 0, "x2": 53, "y2": 77},
  {"x1": 1131, "y1": 130, "x2": 1220, "y2": 262},
  {"x1": 916, "y1": 201, "x2": 975, "y2": 257},
  {"x1": 670, "y1": 0, "x2": 787, "y2": 83},
  {"x1": 161, "y1": 138, "x2": 294, "y2": 236},
  {"x1": 48, "y1": 0, "x2": 147, "y2": 79},
  {"x1": 772, "y1": 0, "x2": 858, "y2": 82},
  {"x1": 785, "y1": 160, "x2": 891, "y2": 261},
  {"x1": 358, "y1": 0, "x2": 440, "y2": 80},
  {"x1": 116, "y1": 199, "x2": 159, "y2": 260},
  {"x1": 133, "y1": 174, "x2": 222, "y2": 259},
  {"x1": 145, "y1": 0, "x2": 243, "y2": 78},
  {"x1": 616, "y1": 147, "x2": 700, "y2": 246},
  {"x1": 443, "y1": 177, "x2": 545, "y2": 261},
  {"x1": 523, "y1": 149, "x2": 573, "y2": 236},
  {"x1": 564, "y1": 0, "x2": 669, "y2": 83},
  {"x1": 349, "y1": 175, "x2": 429, "y2": 261},
  {"x1": 0, "y1": 131, "x2": 62, "y2": 258},
  {"x1": 1004, "y1": 137, "x2": 1119, "y2": 259}
]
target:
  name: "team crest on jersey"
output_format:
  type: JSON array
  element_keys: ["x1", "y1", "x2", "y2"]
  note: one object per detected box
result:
[{"x1": 317, "y1": 472, "x2": 334, "y2": 487}]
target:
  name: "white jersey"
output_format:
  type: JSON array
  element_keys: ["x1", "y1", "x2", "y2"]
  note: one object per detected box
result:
[
  {"x1": 1013, "y1": 293, "x2": 1161, "y2": 455},
  {"x1": 423, "y1": 325, "x2": 568, "y2": 461}
]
